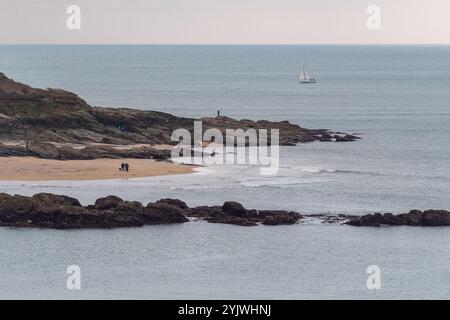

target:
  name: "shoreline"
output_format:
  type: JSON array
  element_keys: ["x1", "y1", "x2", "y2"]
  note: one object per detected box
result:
[{"x1": 0, "y1": 156, "x2": 194, "y2": 181}]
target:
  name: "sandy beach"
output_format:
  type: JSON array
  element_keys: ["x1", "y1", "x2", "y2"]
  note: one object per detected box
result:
[{"x1": 0, "y1": 157, "x2": 194, "y2": 181}]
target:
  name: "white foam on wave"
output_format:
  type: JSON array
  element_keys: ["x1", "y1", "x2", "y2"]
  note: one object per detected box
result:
[
  {"x1": 300, "y1": 167, "x2": 337, "y2": 174},
  {"x1": 239, "y1": 179, "x2": 318, "y2": 188}
]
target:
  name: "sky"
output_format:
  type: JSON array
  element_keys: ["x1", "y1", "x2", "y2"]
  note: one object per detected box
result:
[{"x1": 0, "y1": 0, "x2": 449, "y2": 44}]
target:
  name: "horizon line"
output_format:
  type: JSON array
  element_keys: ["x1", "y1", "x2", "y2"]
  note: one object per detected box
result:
[{"x1": 1, "y1": 43, "x2": 450, "y2": 46}]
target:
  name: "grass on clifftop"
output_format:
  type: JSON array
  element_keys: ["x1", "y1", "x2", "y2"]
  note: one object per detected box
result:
[{"x1": 0, "y1": 102, "x2": 57, "y2": 116}]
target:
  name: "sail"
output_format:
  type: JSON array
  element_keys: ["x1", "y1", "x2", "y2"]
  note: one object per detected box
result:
[
  {"x1": 300, "y1": 65, "x2": 310, "y2": 81},
  {"x1": 299, "y1": 66, "x2": 305, "y2": 81}
]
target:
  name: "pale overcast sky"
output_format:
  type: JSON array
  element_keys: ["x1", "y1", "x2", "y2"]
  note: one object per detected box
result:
[{"x1": 0, "y1": 0, "x2": 449, "y2": 44}]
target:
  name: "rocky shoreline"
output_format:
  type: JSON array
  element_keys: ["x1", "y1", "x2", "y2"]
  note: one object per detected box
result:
[
  {"x1": 0, "y1": 192, "x2": 449, "y2": 229},
  {"x1": 0, "y1": 72, "x2": 360, "y2": 161}
]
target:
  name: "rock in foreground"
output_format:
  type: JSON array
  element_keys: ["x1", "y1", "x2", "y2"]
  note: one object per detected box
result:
[
  {"x1": 0, "y1": 193, "x2": 187, "y2": 229},
  {"x1": 4, "y1": 192, "x2": 447, "y2": 229},
  {"x1": 0, "y1": 193, "x2": 302, "y2": 229},
  {"x1": 184, "y1": 201, "x2": 302, "y2": 226}
]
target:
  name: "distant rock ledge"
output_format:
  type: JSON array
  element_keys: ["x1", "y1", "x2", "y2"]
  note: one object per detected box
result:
[
  {"x1": 0, "y1": 72, "x2": 360, "y2": 160},
  {"x1": 345, "y1": 210, "x2": 450, "y2": 227},
  {"x1": 0, "y1": 192, "x2": 448, "y2": 229}
]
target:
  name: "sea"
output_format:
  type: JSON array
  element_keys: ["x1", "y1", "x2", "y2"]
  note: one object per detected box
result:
[{"x1": 0, "y1": 45, "x2": 449, "y2": 299}]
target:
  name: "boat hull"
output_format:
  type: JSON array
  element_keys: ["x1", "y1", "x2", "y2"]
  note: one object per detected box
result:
[{"x1": 299, "y1": 80, "x2": 317, "y2": 84}]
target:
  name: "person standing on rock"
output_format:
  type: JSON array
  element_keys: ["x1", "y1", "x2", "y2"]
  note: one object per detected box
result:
[
  {"x1": 120, "y1": 163, "x2": 125, "y2": 171},
  {"x1": 124, "y1": 163, "x2": 129, "y2": 172}
]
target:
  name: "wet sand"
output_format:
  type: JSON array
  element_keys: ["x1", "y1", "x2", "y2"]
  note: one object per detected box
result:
[{"x1": 0, "y1": 157, "x2": 194, "y2": 181}]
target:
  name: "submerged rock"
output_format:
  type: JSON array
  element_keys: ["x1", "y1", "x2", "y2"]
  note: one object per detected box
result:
[{"x1": 334, "y1": 134, "x2": 360, "y2": 142}]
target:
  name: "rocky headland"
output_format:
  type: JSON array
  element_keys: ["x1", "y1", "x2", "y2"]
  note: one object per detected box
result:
[{"x1": 0, "y1": 73, "x2": 360, "y2": 161}]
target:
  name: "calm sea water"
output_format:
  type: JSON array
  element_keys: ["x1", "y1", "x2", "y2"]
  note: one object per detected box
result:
[{"x1": 0, "y1": 45, "x2": 449, "y2": 299}]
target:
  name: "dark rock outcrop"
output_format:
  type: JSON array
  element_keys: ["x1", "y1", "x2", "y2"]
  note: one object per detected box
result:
[
  {"x1": 32, "y1": 193, "x2": 81, "y2": 207},
  {"x1": 1, "y1": 192, "x2": 449, "y2": 229},
  {"x1": 222, "y1": 201, "x2": 247, "y2": 216},
  {"x1": 185, "y1": 202, "x2": 302, "y2": 226},
  {"x1": 0, "y1": 193, "x2": 303, "y2": 229},
  {"x1": 346, "y1": 210, "x2": 450, "y2": 227},
  {"x1": 94, "y1": 196, "x2": 124, "y2": 210},
  {"x1": 259, "y1": 210, "x2": 302, "y2": 225},
  {"x1": 0, "y1": 193, "x2": 12, "y2": 203},
  {"x1": 114, "y1": 201, "x2": 145, "y2": 215},
  {"x1": 142, "y1": 202, "x2": 189, "y2": 224},
  {"x1": 0, "y1": 193, "x2": 188, "y2": 229},
  {"x1": 155, "y1": 198, "x2": 188, "y2": 209}
]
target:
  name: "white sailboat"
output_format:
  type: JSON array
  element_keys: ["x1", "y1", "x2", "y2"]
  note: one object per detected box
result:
[{"x1": 299, "y1": 65, "x2": 316, "y2": 84}]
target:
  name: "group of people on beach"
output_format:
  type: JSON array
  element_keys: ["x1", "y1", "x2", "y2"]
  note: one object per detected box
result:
[{"x1": 119, "y1": 162, "x2": 130, "y2": 172}]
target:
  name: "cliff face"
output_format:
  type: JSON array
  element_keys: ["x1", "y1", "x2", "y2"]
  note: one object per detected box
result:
[
  {"x1": 0, "y1": 73, "x2": 359, "y2": 159},
  {"x1": 0, "y1": 72, "x2": 88, "y2": 113},
  {"x1": 0, "y1": 73, "x2": 195, "y2": 145}
]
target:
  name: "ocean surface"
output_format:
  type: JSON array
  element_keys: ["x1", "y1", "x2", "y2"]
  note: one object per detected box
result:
[{"x1": 0, "y1": 45, "x2": 449, "y2": 299}]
